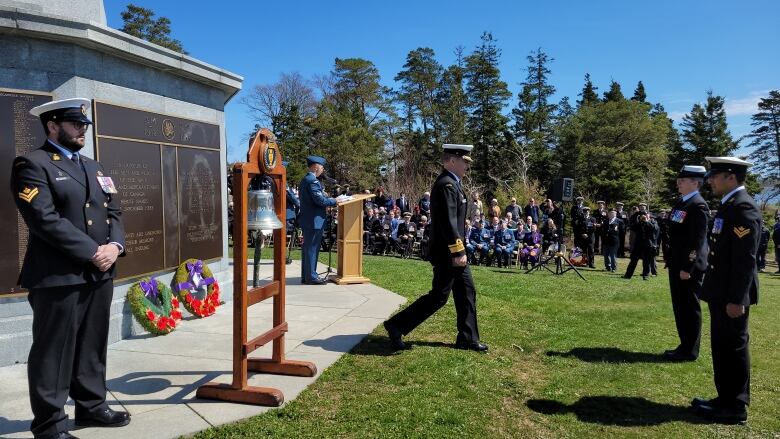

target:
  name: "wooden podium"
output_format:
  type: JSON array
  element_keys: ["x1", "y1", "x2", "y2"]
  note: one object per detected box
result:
[{"x1": 330, "y1": 194, "x2": 374, "y2": 285}]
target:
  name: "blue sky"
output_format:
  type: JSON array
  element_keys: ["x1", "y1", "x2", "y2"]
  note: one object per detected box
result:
[{"x1": 103, "y1": 0, "x2": 779, "y2": 163}]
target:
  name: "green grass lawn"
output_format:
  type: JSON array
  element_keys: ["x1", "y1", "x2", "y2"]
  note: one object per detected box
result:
[{"x1": 203, "y1": 250, "x2": 780, "y2": 438}]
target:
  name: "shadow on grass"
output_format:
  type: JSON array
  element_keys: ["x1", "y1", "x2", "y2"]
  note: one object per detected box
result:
[
  {"x1": 349, "y1": 335, "x2": 457, "y2": 356},
  {"x1": 546, "y1": 347, "x2": 665, "y2": 363},
  {"x1": 527, "y1": 396, "x2": 706, "y2": 426}
]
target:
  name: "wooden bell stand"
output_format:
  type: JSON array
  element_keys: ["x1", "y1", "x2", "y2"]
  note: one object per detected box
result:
[{"x1": 196, "y1": 128, "x2": 316, "y2": 406}]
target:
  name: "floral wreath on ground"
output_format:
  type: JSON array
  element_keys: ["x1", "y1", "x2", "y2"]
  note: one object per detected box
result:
[
  {"x1": 173, "y1": 259, "x2": 220, "y2": 318},
  {"x1": 127, "y1": 277, "x2": 182, "y2": 335},
  {"x1": 569, "y1": 247, "x2": 588, "y2": 266}
]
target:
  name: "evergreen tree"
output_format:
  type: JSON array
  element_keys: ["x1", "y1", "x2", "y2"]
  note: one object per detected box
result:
[
  {"x1": 511, "y1": 48, "x2": 557, "y2": 189},
  {"x1": 308, "y1": 58, "x2": 390, "y2": 190},
  {"x1": 577, "y1": 73, "x2": 599, "y2": 107},
  {"x1": 464, "y1": 32, "x2": 512, "y2": 195},
  {"x1": 603, "y1": 80, "x2": 625, "y2": 102},
  {"x1": 680, "y1": 90, "x2": 737, "y2": 161},
  {"x1": 120, "y1": 4, "x2": 187, "y2": 54},
  {"x1": 631, "y1": 81, "x2": 647, "y2": 103},
  {"x1": 746, "y1": 90, "x2": 780, "y2": 199},
  {"x1": 560, "y1": 99, "x2": 670, "y2": 205},
  {"x1": 394, "y1": 47, "x2": 443, "y2": 137},
  {"x1": 272, "y1": 102, "x2": 310, "y2": 183},
  {"x1": 436, "y1": 47, "x2": 469, "y2": 145}
]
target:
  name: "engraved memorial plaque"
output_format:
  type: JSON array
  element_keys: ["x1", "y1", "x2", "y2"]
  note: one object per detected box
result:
[
  {"x1": 94, "y1": 101, "x2": 223, "y2": 280},
  {"x1": 0, "y1": 90, "x2": 51, "y2": 294},
  {"x1": 98, "y1": 138, "x2": 164, "y2": 279},
  {"x1": 178, "y1": 148, "x2": 222, "y2": 261}
]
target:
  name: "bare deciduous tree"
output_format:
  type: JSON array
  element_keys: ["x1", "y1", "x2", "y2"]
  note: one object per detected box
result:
[{"x1": 241, "y1": 72, "x2": 317, "y2": 130}]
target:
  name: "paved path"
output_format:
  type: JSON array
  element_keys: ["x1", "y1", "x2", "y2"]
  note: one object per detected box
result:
[{"x1": 0, "y1": 261, "x2": 405, "y2": 438}]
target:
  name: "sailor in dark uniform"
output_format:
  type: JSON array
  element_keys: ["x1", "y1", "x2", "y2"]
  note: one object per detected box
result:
[
  {"x1": 615, "y1": 201, "x2": 629, "y2": 257},
  {"x1": 384, "y1": 144, "x2": 487, "y2": 352},
  {"x1": 692, "y1": 157, "x2": 761, "y2": 424},
  {"x1": 663, "y1": 165, "x2": 710, "y2": 362},
  {"x1": 12, "y1": 98, "x2": 130, "y2": 438}
]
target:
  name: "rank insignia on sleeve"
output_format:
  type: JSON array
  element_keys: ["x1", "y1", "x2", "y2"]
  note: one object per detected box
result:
[
  {"x1": 18, "y1": 186, "x2": 39, "y2": 203},
  {"x1": 448, "y1": 239, "x2": 465, "y2": 253},
  {"x1": 733, "y1": 226, "x2": 750, "y2": 238},
  {"x1": 52, "y1": 153, "x2": 61, "y2": 161}
]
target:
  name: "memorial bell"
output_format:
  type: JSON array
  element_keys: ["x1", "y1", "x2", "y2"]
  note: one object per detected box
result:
[{"x1": 247, "y1": 189, "x2": 283, "y2": 230}]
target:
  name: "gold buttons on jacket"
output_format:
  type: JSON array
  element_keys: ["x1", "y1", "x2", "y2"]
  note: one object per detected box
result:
[
  {"x1": 85, "y1": 203, "x2": 90, "y2": 208},
  {"x1": 87, "y1": 220, "x2": 93, "y2": 226},
  {"x1": 106, "y1": 219, "x2": 110, "y2": 224}
]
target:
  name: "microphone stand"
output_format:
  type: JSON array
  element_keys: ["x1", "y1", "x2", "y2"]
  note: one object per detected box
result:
[{"x1": 320, "y1": 207, "x2": 336, "y2": 281}]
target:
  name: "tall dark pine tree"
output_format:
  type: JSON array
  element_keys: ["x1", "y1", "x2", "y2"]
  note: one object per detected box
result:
[
  {"x1": 603, "y1": 80, "x2": 625, "y2": 102},
  {"x1": 394, "y1": 47, "x2": 443, "y2": 138},
  {"x1": 631, "y1": 81, "x2": 647, "y2": 102},
  {"x1": 120, "y1": 4, "x2": 187, "y2": 53},
  {"x1": 436, "y1": 47, "x2": 469, "y2": 145},
  {"x1": 577, "y1": 73, "x2": 599, "y2": 107},
  {"x1": 464, "y1": 32, "x2": 512, "y2": 194},
  {"x1": 272, "y1": 102, "x2": 310, "y2": 183},
  {"x1": 511, "y1": 48, "x2": 557, "y2": 188},
  {"x1": 680, "y1": 90, "x2": 737, "y2": 161},
  {"x1": 746, "y1": 90, "x2": 780, "y2": 199}
]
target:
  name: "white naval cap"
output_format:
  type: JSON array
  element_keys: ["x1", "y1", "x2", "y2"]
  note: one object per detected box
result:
[
  {"x1": 705, "y1": 157, "x2": 752, "y2": 177},
  {"x1": 29, "y1": 98, "x2": 92, "y2": 124},
  {"x1": 677, "y1": 165, "x2": 707, "y2": 178},
  {"x1": 443, "y1": 144, "x2": 473, "y2": 162}
]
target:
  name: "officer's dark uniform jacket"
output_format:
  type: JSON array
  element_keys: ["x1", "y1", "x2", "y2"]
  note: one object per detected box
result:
[
  {"x1": 428, "y1": 170, "x2": 467, "y2": 265},
  {"x1": 700, "y1": 189, "x2": 760, "y2": 306},
  {"x1": 12, "y1": 142, "x2": 125, "y2": 288},
  {"x1": 667, "y1": 192, "x2": 709, "y2": 275}
]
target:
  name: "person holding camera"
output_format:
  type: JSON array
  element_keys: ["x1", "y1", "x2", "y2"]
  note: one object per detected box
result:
[{"x1": 622, "y1": 209, "x2": 657, "y2": 280}]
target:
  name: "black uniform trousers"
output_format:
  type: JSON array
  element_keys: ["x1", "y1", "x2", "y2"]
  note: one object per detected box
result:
[
  {"x1": 709, "y1": 304, "x2": 751, "y2": 407},
  {"x1": 667, "y1": 269, "x2": 702, "y2": 358},
  {"x1": 28, "y1": 279, "x2": 113, "y2": 436},
  {"x1": 624, "y1": 245, "x2": 653, "y2": 278},
  {"x1": 386, "y1": 263, "x2": 479, "y2": 344}
]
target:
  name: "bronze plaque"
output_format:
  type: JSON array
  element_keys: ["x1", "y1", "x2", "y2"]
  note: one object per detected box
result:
[
  {"x1": 94, "y1": 102, "x2": 220, "y2": 149},
  {"x1": 178, "y1": 148, "x2": 222, "y2": 261},
  {"x1": 161, "y1": 146, "x2": 179, "y2": 267},
  {"x1": 0, "y1": 90, "x2": 51, "y2": 294},
  {"x1": 98, "y1": 138, "x2": 165, "y2": 279},
  {"x1": 94, "y1": 101, "x2": 224, "y2": 280}
]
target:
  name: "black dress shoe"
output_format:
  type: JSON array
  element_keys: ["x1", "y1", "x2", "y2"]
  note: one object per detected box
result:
[
  {"x1": 75, "y1": 408, "x2": 130, "y2": 427},
  {"x1": 455, "y1": 341, "x2": 489, "y2": 352},
  {"x1": 662, "y1": 349, "x2": 697, "y2": 362},
  {"x1": 693, "y1": 403, "x2": 747, "y2": 424},
  {"x1": 383, "y1": 321, "x2": 409, "y2": 351},
  {"x1": 691, "y1": 396, "x2": 721, "y2": 408},
  {"x1": 304, "y1": 278, "x2": 327, "y2": 285},
  {"x1": 35, "y1": 432, "x2": 79, "y2": 439}
]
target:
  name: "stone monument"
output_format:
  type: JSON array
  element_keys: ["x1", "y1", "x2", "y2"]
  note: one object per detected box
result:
[{"x1": 0, "y1": 0, "x2": 242, "y2": 365}]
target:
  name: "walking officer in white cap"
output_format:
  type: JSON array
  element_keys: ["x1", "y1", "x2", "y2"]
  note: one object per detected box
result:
[
  {"x1": 11, "y1": 98, "x2": 129, "y2": 438},
  {"x1": 662, "y1": 165, "x2": 710, "y2": 362},
  {"x1": 383, "y1": 144, "x2": 487, "y2": 352},
  {"x1": 691, "y1": 157, "x2": 761, "y2": 424}
]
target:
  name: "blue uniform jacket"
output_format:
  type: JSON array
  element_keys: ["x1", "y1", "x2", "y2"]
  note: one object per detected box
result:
[
  {"x1": 495, "y1": 228, "x2": 516, "y2": 248},
  {"x1": 298, "y1": 172, "x2": 336, "y2": 231}
]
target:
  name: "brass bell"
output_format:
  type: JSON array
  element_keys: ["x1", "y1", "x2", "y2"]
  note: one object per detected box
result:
[{"x1": 247, "y1": 189, "x2": 283, "y2": 230}]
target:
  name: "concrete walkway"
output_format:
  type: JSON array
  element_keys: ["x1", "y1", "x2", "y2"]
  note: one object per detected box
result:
[{"x1": 0, "y1": 261, "x2": 405, "y2": 438}]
